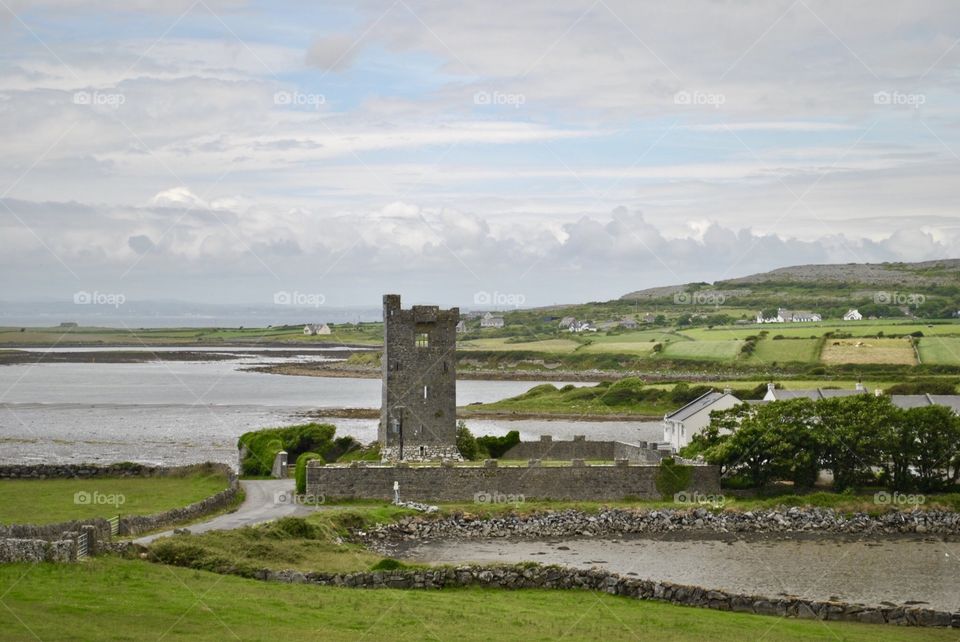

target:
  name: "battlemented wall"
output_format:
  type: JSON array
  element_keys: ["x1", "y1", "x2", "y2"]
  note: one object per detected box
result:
[
  {"x1": 502, "y1": 435, "x2": 664, "y2": 463},
  {"x1": 379, "y1": 294, "x2": 461, "y2": 461},
  {"x1": 306, "y1": 461, "x2": 720, "y2": 501}
]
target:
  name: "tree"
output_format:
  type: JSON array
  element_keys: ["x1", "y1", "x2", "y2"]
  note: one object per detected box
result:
[
  {"x1": 907, "y1": 405, "x2": 960, "y2": 492},
  {"x1": 816, "y1": 395, "x2": 896, "y2": 491},
  {"x1": 456, "y1": 420, "x2": 481, "y2": 460},
  {"x1": 759, "y1": 398, "x2": 822, "y2": 488}
]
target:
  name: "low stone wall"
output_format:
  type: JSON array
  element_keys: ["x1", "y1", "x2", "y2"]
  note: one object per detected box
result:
[
  {"x1": 0, "y1": 461, "x2": 231, "y2": 480},
  {"x1": 306, "y1": 463, "x2": 720, "y2": 502},
  {"x1": 364, "y1": 507, "x2": 960, "y2": 541},
  {"x1": 117, "y1": 477, "x2": 240, "y2": 536},
  {"x1": 502, "y1": 436, "x2": 662, "y2": 464},
  {"x1": 248, "y1": 564, "x2": 957, "y2": 628},
  {"x1": 0, "y1": 462, "x2": 238, "y2": 543},
  {"x1": 0, "y1": 538, "x2": 75, "y2": 563}
]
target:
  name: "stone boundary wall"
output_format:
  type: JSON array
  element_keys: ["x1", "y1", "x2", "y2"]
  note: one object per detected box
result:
[
  {"x1": 117, "y1": 477, "x2": 240, "y2": 536},
  {"x1": 243, "y1": 564, "x2": 957, "y2": 628},
  {"x1": 364, "y1": 507, "x2": 960, "y2": 541},
  {"x1": 501, "y1": 437, "x2": 662, "y2": 464},
  {"x1": 0, "y1": 538, "x2": 75, "y2": 563},
  {"x1": 0, "y1": 462, "x2": 237, "y2": 542},
  {"x1": 0, "y1": 461, "x2": 231, "y2": 480},
  {"x1": 307, "y1": 463, "x2": 719, "y2": 502}
]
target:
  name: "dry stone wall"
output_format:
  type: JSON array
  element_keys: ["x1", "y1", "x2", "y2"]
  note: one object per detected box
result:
[{"x1": 306, "y1": 462, "x2": 719, "y2": 501}]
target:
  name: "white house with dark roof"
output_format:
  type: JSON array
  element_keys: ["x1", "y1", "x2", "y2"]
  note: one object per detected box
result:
[
  {"x1": 662, "y1": 389, "x2": 741, "y2": 452},
  {"x1": 479, "y1": 312, "x2": 504, "y2": 328},
  {"x1": 843, "y1": 309, "x2": 863, "y2": 321}
]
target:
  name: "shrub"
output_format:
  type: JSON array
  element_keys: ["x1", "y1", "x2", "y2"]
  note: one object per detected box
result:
[
  {"x1": 295, "y1": 452, "x2": 322, "y2": 494},
  {"x1": 476, "y1": 430, "x2": 521, "y2": 459},
  {"x1": 237, "y1": 423, "x2": 337, "y2": 476},
  {"x1": 370, "y1": 558, "x2": 407, "y2": 571}
]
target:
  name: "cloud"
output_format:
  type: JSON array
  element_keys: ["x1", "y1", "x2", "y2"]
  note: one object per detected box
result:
[{"x1": 305, "y1": 34, "x2": 362, "y2": 72}]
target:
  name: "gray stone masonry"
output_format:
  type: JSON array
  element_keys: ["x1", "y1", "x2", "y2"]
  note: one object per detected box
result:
[
  {"x1": 306, "y1": 462, "x2": 720, "y2": 501},
  {"x1": 379, "y1": 294, "x2": 461, "y2": 462}
]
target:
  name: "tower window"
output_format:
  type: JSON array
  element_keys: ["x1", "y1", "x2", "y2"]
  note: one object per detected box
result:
[
  {"x1": 423, "y1": 385, "x2": 428, "y2": 400},
  {"x1": 416, "y1": 333, "x2": 429, "y2": 348}
]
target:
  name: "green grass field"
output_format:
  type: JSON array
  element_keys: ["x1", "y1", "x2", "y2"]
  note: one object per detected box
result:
[
  {"x1": 917, "y1": 337, "x2": 960, "y2": 366},
  {"x1": 3, "y1": 558, "x2": 949, "y2": 642},
  {"x1": 747, "y1": 338, "x2": 821, "y2": 364},
  {"x1": 660, "y1": 339, "x2": 745, "y2": 361},
  {"x1": 0, "y1": 471, "x2": 230, "y2": 524}
]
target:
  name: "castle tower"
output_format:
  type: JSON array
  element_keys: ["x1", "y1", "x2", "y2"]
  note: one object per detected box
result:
[{"x1": 379, "y1": 294, "x2": 462, "y2": 461}]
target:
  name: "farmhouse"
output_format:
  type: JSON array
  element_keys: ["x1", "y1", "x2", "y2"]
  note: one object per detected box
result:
[
  {"x1": 756, "y1": 308, "x2": 822, "y2": 323},
  {"x1": 303, "y1": 323, "x2": 331, "y2": 335},
  {"x1": 479, "y1": 312, "x2": 504, "y2": 328},
  {"x1": 843, "y1": 309, "x2": 863, "y2": 321},
  {"x1": 662, "y1": 389, "x2": 741, "y2": 451},
  {"x1": 455, "y1": 320, "x2": 467, "y2": 333},
  {"x1": 558, "y1": 316, "x2": 577, "y2": 329}
]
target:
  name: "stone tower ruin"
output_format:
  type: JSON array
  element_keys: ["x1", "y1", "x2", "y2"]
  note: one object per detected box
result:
[{"x1": 379, "y1": 294, "x2": 462, "y2": 461}]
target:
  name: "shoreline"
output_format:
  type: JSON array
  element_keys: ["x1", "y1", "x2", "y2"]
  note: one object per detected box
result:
[{"x1": 298, "y1": 407, "x2": 661, "y2": 422}]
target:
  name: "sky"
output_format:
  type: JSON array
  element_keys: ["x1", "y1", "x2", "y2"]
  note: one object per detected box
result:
[{"x1": 1, "y1": 0, "x2": 959, "y2": 310}]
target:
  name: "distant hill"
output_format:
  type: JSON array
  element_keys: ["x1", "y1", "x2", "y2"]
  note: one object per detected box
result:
[{"x1": 620, "y1": 260, "x2": 960, "y2": 300}]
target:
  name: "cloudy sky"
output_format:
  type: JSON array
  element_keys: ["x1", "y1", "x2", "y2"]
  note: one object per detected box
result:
[{"x1": 1, "y1": 0, "x2": 959, "y2": 309}]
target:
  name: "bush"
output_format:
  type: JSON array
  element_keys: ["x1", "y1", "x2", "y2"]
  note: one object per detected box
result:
[
  {"x1": 237, "y1": 423, "x2": 337, "y2": 476},
  {"x1": 476, "y1": 430, "x2": 521, "y2": 459},
  {"x1": 295, "y1": 452, "x2": 322, "y2": 494},
  {"x1": 370, "y1": 558, "x2": 407, "y2": 571}
]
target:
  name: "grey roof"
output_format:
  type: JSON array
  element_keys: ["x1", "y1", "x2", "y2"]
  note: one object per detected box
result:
[
  {"x1": 929, "y1": 395, "x2": 960, "y2": 413},
  {"x1": 665, "y1": 391, "x2": 732, "y2": 422},
  {"x1": 888, "y1": 395, "x2": 932, "y2": 409},
  {"x1": 771, "y1": 389, "x2": 865, "y2": 401},
  {"x1": 769, "y1": 390, "x2": 960, "y2": 413}
]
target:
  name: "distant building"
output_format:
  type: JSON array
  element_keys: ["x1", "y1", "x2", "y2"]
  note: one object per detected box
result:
[
  {"x1": 558, "y1": 316, "x2": 577, "y2": 330},
  {"x1": 843, "y1": 309, "x2": 863, "y2": 321},
  {"x1": 642, "y1": 313, "x2": 656, "y2": 324},
  {"x1": 763, "y1": 381, "x2": 868, "y2": 401},
  {"x1": 303, "y1": 323, "x2": 331, "y2": 335},
  {"x1": 762, "y1": 383, "x2": 960, "y2": 415},
  {"x1": 663, "y1": 389, "x2": 741, "y2": 451},
  {"x1": 568, "y1": 320, "x2": 596, "y2": 333},
  {"x1": 479, "y1": 312, "x2": 504, "y2": 328},
  {"x1": 59, "y1": 322, "x2": 78, "y2": 328},
  {"x1": 455, "y1": 320, "x2": 467, "y2": 333},
  {"x1": 619, "y1": 317, "x2": 640, "y2": 330},
  {"x1": 756, "y1": 308, "x2": 822, "y2": 324}
]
